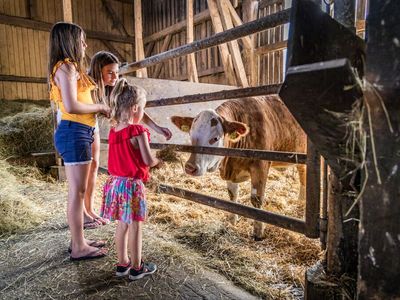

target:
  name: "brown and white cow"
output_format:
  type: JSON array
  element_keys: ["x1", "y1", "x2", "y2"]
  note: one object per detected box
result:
[{"x1": 171, "y1": 95, "x2": 306, "y2": 240}]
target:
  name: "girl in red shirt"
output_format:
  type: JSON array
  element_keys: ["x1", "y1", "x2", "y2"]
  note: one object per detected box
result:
[{"x1": 100, "y1": 78, "x2": 163, "y2": 280}]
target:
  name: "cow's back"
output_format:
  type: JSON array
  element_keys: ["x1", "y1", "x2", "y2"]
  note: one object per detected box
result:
[{"x1": 216, "y1": 95, "x2": 306, "y2": 182}]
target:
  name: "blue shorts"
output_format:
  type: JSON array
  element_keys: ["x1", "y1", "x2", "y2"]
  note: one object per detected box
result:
[{"x1": 54, "y1": 120, "x2": 95, "y2": 165}]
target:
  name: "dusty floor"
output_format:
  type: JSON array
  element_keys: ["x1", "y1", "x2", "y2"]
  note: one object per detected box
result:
[{"x1": 0, "y1": 159, "x2": 320, "y2": 299}]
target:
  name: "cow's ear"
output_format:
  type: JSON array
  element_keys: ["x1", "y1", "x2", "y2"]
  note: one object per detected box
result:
[
  {"x1": 222, "y1": 120, "x2": 249, "y2": 142},
  {"x1": 171, "y1": 116, "x2": 194, "y2": 133}
]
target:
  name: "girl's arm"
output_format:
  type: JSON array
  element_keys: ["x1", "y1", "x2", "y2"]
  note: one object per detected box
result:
[
  {"x1": 55, "y1": 63, "x2": 110, "y2": 116},
  {"x1": 136, "y1": 132, "x2": 162, "y2": 167},
  {"x1": 142, "y1": 112, "x2": 172, "y2": 140}
]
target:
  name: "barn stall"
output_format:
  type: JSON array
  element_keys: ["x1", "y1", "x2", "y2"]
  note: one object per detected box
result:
[{"x1": 1, "y1": 0, "x2": 399, "y2": 299}]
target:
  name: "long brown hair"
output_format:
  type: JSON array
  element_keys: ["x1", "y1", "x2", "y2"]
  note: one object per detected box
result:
[
  {"x1": 109, "y1": 78, "x2": 147, "y2": 126},
  {"x1": 88, "y1": 51, "x2": 120, "y2": 104},
  {"x1": 48, "y1": 22, "x2": 85, "y2": 80}
]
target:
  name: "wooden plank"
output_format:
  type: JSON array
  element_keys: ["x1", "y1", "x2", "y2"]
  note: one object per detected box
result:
[
  {"x1": 134, "y1": 0, "x2": 147, "y2": 77},
  {"x1": 62, "y1": 0, "x2": 72, "y2": 22},
  {"x1": 218, "y1": 0, "x2": 248, "y2": 87},
  {"x1": 242, "y1": 0, "x2": 258, "y2": 86},
  {"x1": 144, "y1": 9, "x2": 210, "y2": 44},
  {"x1": 259, "y1": 0, "x2": 283, "y2": 9},
  {"x1": 186, "y1": 0, "x2": 199, "y2": 82},
  {"x1": 224, "y1": 0, "x2": 253, "y2": 49},
  {"x1": 121, "y1": 8, "x2": 290, "y2": 75},
  {"x1": 153, "y1": 34, "x2": 172, "y2": 78},
  {"x1": 0, "y1": 13, "x2": 135, "y2": 44},
  {"x1": 0, "y1": 75, "x2": 46, "y2": 83},
  {"x1": 206, "y1": 0, "x2": 237, "y2": 85}
]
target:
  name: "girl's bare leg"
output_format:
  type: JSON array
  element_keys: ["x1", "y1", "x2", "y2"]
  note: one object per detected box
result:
[
  {"x1": 115, "y1": 221, "x2": 130, "y2": 264},
  {"x1": 84, "y1": 131, "x2": 107, "y2": 224},
  {"x1": 66, "y1": 164, "x2": 102, "y2": 257},
  {"x1": 128, "y1": 221, "x2": 143, "y2": 268}
]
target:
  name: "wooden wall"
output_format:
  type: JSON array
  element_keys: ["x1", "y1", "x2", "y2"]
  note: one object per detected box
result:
[
  {"x1": 0, "y1": 0, "x2": 135, "y2": 101},
  {"x1": 0, "y1": 0, "x2": 368, "y2": 101}
]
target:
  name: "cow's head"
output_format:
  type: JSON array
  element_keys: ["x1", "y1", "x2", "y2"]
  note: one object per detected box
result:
[{"x1": 171, "y1": 109, "x2": 249, "y2": 176}]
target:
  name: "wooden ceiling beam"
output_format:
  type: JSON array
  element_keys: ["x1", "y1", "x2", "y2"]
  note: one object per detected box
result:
[{"x1": 0, "y1": 13, "x2": 135, "y2": 44}]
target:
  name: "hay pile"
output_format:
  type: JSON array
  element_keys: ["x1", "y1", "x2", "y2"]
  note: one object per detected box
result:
[
  {"x1": 117, "y1": 156, "x2": 320, "y2": 299},
  {"x1": 0, "y1": 100, "x2": 53, "y2": 158},
  {"x1": 0, "y1": 160, "x2": 50, "y2": 235}
]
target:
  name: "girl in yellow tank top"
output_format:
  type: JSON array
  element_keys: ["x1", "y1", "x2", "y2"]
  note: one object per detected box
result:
[{"x1": 48, "y1": 22, "x2": 109, "y2": 261}]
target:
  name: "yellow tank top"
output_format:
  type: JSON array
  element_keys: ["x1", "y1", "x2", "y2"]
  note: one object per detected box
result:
[{"x1": 49, "y1": 58, "x2": 97, "y2": 127}]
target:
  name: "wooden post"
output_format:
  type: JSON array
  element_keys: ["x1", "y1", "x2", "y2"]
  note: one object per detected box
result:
[
  {"x1": 186, "y1": 0, "x2": 198, "y2": 82},
  {"x1": 62, "y1": 0, "x2": 73, "y2": 23},
  {"x1": 242, "y1": 0, "x2": 258, "y2": 86},
  {"x1": 153, "y1": 35, "x2": 172, "y2": 78},
  {"x1": 206, "y1": 0, "x2": 238, "y2": 86},
  {"x1": 218, "y1": 0, "x2": 249, "y2": 87},
  {"x1": 358, "y1": 0, "x2": 400, "y2": 298},
  {"x1": 134, "y1": 0, "x2": 147, "y2": 78}
]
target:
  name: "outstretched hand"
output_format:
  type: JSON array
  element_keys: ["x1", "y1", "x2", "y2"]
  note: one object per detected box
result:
[{"x1": 160, "y1": 127, "x2": 172, "y2": 140}]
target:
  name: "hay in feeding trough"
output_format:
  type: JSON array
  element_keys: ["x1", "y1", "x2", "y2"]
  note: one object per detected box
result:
[
  {"x1": 0, "y1": 101, "x2": 53, "y2": 158},
  {"x1": 143, "y1": 157, "x2": 321, "y2": 299},
  {"x1": 156, "y1": 145, "x2": 181, "y2": 162}
]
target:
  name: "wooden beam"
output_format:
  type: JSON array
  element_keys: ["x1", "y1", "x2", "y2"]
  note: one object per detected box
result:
[
  {"x1": 144, "y1": 9, "x2": 210, "y2": 44},
  {"x1": 134, "y1": 0, "x2": 147, "y2": 77},
  {"x1": 144, "y1": 83, "x2": 281, "y2": 107},
  {"x1": 145, "y1": 41, "x2": 155, "y2": 57},
  {"x1": 153, "y1": 34, "x2": 172, "y2": 78},
  {"x1": 120, "y1": 9, "x2": 290, "y2": 74},
  {"x1": 224, "y1": 0, "x2": 253, "y2": 50},
  {"x1": 27, "y1": 0, "x2": 37, "y2": 19},
  {"x1": 207, "y1": 0, "x2": 237, "y2": 86},
  {"x1": 62, "y1": 0, "x2": 73, "y2": 22},
  {"x1": 254, "y1": 40, "x2": 287, "y2": 55},
  {"x1": 186, "y1": 0, "x2": 198, "y2": 82},
  {"x1": 218, "y1": 0, "x2": 249, "y2": 87},
  {"x1": 0, "y1": 74, "x2": 46, "y2": 83},
  {"x1": 101, "y1": 0, "x2": 130, "y2": 36},
  {"x1": 259, "y1": 0, "x2": 283, "y2": 10},
  {"x1": 0, "y1": 13, "x2": 135, "y2": 44},
  {"x1": 242, "y1": 0, "x2": 258, "y2": 86},
  {"x1": 101, "y1": 40, "x2": 126, "y2": 62}
]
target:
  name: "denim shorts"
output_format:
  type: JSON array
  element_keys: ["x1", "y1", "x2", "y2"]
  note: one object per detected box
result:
[{"x1": 54, "y1": 120, "x2": 95, "y2": 165}]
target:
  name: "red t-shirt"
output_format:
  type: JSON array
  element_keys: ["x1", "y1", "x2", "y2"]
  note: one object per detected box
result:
[{"x1": 107, "y1": 124, "x2": 151, "y2": 182}]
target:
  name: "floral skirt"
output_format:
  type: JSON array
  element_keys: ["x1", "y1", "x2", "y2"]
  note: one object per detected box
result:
[{"x1": 100, "y1": 176, "x2": 147, "y2": 223}]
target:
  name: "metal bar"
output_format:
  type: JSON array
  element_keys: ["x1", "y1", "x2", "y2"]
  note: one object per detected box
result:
[
  {"x1": 151, "y1": 143, "x2": 307, "y2": 164},
  {"x1": 305, "y1": 138, "x2": 321, "y2": 238},
  {"x1": 120, "y1": 9, "x2": 290, "y2": 74},
  {"x1": 159, "y1": 184, "x2": 306, "y2": 234},
  {"x1": 99, "y1": 141, "x2": 307, "y2": 164},
  {"x1": 145, "y1": 84, "x2": 281, "y2": 107}
]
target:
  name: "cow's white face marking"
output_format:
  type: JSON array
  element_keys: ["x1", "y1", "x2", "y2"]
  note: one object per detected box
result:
[{"x1": 186, "y1": 110, "x2": 224, "y2": 176}]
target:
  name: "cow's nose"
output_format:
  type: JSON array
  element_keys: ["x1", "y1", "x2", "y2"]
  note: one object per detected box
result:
[{"x1": 185, "y1": 162, "x2": 197, "y2": 175}]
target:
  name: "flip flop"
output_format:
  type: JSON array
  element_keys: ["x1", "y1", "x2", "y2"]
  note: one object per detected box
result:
[
  {"x1": 70, "y1": 248, "x2": 107, "y2": 262},
  {"x1": 94, "y1": 217, "x2": 110, "y2": 225},
  {"x1": 68, "y1": 240, "x2": 107, "y2": 253},
  {"x1": 83, "y1": 220, "x2": 101, "y2": 230}
]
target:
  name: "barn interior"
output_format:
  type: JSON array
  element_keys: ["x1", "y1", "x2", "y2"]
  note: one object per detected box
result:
[{"x1": 0, "y1": 0, "x2": 399, "y2": 299}]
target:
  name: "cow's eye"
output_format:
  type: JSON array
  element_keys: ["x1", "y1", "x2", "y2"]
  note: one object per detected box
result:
[{"x1": 209, "y1": 136, "x2": 220, "y2": 145}]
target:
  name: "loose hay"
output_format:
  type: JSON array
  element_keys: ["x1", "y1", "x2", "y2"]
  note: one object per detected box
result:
[
  {"x1": 0, "y1": 160, "x2": 49, "y2": 235},
  {"x1": 0, "y1": 101, "x2": 53, "y2": 158},
  {"x1": 143, "y1": 157, "x2": 321, "y2": 299}
]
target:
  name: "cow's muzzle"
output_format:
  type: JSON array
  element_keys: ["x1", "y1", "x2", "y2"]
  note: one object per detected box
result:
[{"x1": 185, "y1": 162, "x2": 198, "y2": 176}]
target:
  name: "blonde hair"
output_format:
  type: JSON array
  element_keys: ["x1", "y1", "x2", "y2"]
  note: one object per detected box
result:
[
  {"x1": 88, "y1": 51, "x2": 119, "y2": 104},
  {"x1": 48, "y1": 22, "x2": 85, "y2": 79},
  {"x1": 109, "y1": 78, "x2": 147, "y2": 125}
]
